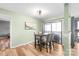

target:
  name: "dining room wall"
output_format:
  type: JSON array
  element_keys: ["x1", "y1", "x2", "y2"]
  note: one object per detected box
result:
[{"x1": 12, "y1": 15, "x2": 43, "y2": 48}]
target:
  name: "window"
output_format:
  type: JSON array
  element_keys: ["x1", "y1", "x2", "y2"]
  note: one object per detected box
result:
[
  {"x1": 44, "y1": 23, "x2": 51, "y2": 34},
  {"x1": 77, "y1": 21, "x2": 79, "y2": 37},
  {"x1": 77, "y1": 32, "x2": 79, "y2": 36},
  {"x1": 77, "y1": 21, "x2": 79, "y2": 29},
  {"x1": 44, "y1": 22, "x2": 61, "y2": 33},
  {"x1": 52, "y1": 23, "x2": 57, "y2": 32},
  {"x1": 52, "y1": 22, "x2": 61, "y2": 32}
]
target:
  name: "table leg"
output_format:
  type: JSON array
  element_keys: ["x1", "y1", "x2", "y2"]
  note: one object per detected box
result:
[
  {"x1": 49, "y1": 42, "x2": 52, "y2": 53},
  {"x1": 46, "y1": 43, "x2": 48, "y2": 52},
  {"x1": 35, "y1": 35, "x2": 36, "y2": 48},
  {"x1": 39, "y1": 36, "x2": 42, "y2": 51}
]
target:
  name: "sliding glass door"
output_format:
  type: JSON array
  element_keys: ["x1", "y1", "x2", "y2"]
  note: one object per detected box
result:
[
  {"x1": 52, "y1": 22, "x2": 62, "y2": 44},
  {"x1": 44, "y1": 21, "x2": 62, "y2": 44}
]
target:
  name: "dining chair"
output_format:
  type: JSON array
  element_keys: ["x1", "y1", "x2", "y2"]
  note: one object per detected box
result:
[
  {"x1": 34, "y1": 33, "x2": 54, "y2": 53},
  {"x1": 34, "y1": 32, "x2": 43, "y2": 49},
  {"x1": 40, "y1": 34, "x2": 53, "y2": 53},
  {"x1": 34, "y1": 34, "x2": 40, "y2": 48}
]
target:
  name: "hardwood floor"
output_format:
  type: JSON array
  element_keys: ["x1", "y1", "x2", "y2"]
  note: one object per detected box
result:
[
  {"x1": 0, "y1": 37, "x2": 10, "y2": 50},
  {"x1": 0, "y1": 43, "x2": 64, "y2": 56},
  {"x1": 71, "y1": 43, "x2": 79, "y2": 56}
]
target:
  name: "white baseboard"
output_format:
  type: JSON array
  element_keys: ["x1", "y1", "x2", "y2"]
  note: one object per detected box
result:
[{"x1": 11, "y1": 40, "x2": 34, "y2": 48}]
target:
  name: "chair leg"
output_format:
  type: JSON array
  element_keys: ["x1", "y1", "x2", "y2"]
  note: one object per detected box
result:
[
  {"x1": 34, "y1": 35, "x2": 36, "y2": 48},
  {"x1": 53, "y1": 42, "x2": 54, "y2": 48},
  {"x1": 49, "y1": 42, "x2": 52, "y2": 53},
  {"x1": 34, "y1": 42, "x2": 36, "y2": 48},
  {"x1": 46, "y1": 43, "x2": 48, "y2": 52},
  {"x1": 39, "y1": 41, "x2": 42, "y2": 51}
]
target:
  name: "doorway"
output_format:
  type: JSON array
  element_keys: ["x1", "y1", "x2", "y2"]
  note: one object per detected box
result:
[{"x1": 0, "y1": 20, "x2": 10, "y2": 50}]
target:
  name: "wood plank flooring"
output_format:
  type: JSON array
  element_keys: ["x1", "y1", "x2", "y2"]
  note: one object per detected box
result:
[
  {"x1": 0, "y1": 43, "x2": 64, "y2": 56},
  {"x1": 71, "y1": 43, "x2": 79, "y2": 56},
  {"x1": 0, "y1": 37, "x2": 10, "y2": 50}
]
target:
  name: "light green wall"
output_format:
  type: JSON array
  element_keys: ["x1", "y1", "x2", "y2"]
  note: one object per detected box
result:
[
  {"x1": 12, "y1": 15, "x2": 43, "y2": 47},
  {"x1": 0, "y1": 8, "x2": 43, "y2": 48}
]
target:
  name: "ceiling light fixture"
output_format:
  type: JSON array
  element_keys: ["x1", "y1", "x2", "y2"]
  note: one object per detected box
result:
[
  {"x1": 32, "y1": 8, "x2": 48, "y2": 17},
  {"x1": 37, "y1": 10, "x2": 42, "y2": 15}
]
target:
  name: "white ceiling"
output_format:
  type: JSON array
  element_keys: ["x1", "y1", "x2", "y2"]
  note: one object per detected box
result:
[
  {"x1": 69, "y1": 3, "x2": 79, "y2": 17},
  {"x1": 0, "y1": 3, "x2": 64, "y2": 22},
  {"x1": 0, "y1": 3, "x2": 79, "y2": 21}
]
